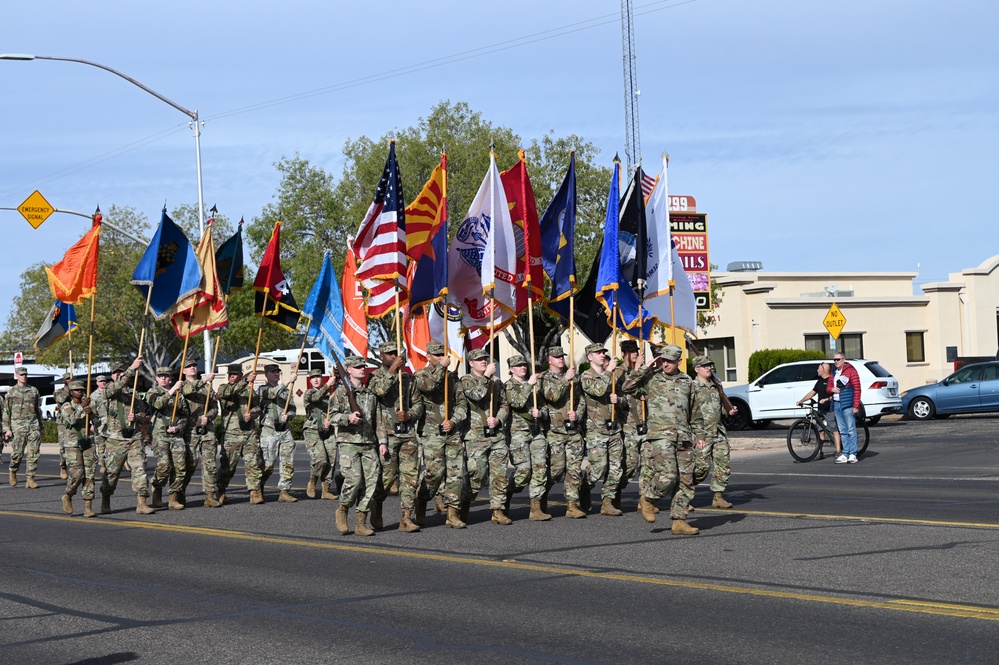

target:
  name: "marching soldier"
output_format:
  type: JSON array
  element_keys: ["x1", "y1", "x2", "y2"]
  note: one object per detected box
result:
[
  {"x1": 302, "y1": 368, "x2": 338, "y2": 500},
  {"x1": 54, "y1": 371, "x2": 72, "y2": 479},
  {"x1": 4, "y1": 367, "x2": 43, "y2": 489},
  {"x1": 216, "y1": 364, "x2": 264, "y2": 505},
  {"x1": 331, "y1": 356, "x2": 386, "y2": 536},
  {"x1": 146, "y1": 367, "x2": 189, "y2": 510},
  {"x1": 539, "y1": 346, "x2": 586, "y2": 518},
  {"x1": 504, "y1": 355, "x2": 550, "y2": 521},
  {"x1": 690, "y1": 355, "x2": 737, "y2": 509},
  {"x1": 579, "y1": 342, "x2": 627, "y2": 516},
  {"x1": 619, "y1": 340, "x2": 647, "y2": 511},
  {"x1": 454, "y1": 348, "x2": 512, "y2": 526},
  {"x1": 98, "y1": 358, "x2": 153, "y2": 514},
  {"x1": 257, "y1": 363, "x2": 299, "y2": 503},
  {"x1": 413, "y1": 341, "x2": 467, "y2": 529},
  {"x1": 60, "y1": 380, "x2": 97, "y2": 517},
  {"x1": 90, "y1": 375, "x2": 109, "y2": 474},
  {"x1": 622, "y1": 344, "x2": 699, "y2": 535},
  {"x1": 180, "y1": 361, "x2": 221, "y2": 507}
]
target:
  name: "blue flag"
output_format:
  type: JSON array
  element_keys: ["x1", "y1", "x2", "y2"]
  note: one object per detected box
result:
[
  {"x1": 215, "y1": 220, "x2": 245, "y2": 295},
  {"x1": 302, "y1": 251, "x2": 346, "y2": 365},
  {"x1": 539, "y1": 153, "x2": 577, "y2": 323},
  {"x1": 594, "y1": 163, "x2": 654, "y2": 339},
  {"x1": 131, "y1": 210, "x2": 203, "y2": 319},
  {"x1": 34, "y1": 300, "x2": 77, "y2": 350}
]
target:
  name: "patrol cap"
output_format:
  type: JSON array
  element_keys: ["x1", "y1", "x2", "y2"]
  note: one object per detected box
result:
[
  {"x1": 184, "y1": 360, "x2": 198, "y2": 369},
  {"x1": 426, "y1": 341, "x2": 445, "y2": 356},
  {"x1": 584, "y1": 342, "x2": 608, "y2": 356},
  {"x1": 62, "y1": 372, "x2": 73, "y2": 382},
  {"x1": 656, "y1": 344, "x2": 683, "y2": 361},
  {"x1": 546, "y1": 346, "x2": 566, "y2": 358},
  {"x1": 263, "y1": 363, "x2": 280, "y2": 373},
  {"x1": 506, "y1": 354, "x2": 529, "y2": 368},
  {"x1": 111, "y1": 361, "x2": 128, "y2": 373},
  {"x1": 68, "y1": 380, "x2": 86, "y2": 391},
  {"x1": 620, "y1": 340, "x2": 639, "y2": 353},
  {"x1": 96, "y1": 375, "x2": 108, "y2": 382},
  {"x1": 308, "y1": 368, "x2": 323, "y2": 378},
  {"x1": 467, "y1": 349, "x2": 490, "y2": 362},
  {"x1": 692, "y1": 355, "x2": 714, "y2": 368},
  {"x1": 15, "y1": 367, "x2": 27, "y2": 376},
  {"x1": 227, "y1": 363, "x2": 244, "y2": 375},
  {"x1": 344, "y1": 356, "x2": 367, "y2": 369},
  {"x1": 155, "y1": 366, "x2": 173, "y2": 377},
  {"x1": 379, "y1": 341, "x2": 401, "y2": 355}
]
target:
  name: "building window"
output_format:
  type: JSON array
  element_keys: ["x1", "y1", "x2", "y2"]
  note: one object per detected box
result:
[
  {"x1": 804, "y1": 334, "x2": 830, "y2": 356},
  {"x1": 804, "y1": 333, "x2": 864, "y2": 359},
  {"x1": 906, "y1": 332, "x2": 925, "y2": 363},
  {"x1": 695, "y1": 336, "x2": 738, "y2": 382}
]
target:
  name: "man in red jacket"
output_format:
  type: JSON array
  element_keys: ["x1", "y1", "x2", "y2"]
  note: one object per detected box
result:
[{"x1": 828, "y1": 355, "x2": 862, "y2": 463}]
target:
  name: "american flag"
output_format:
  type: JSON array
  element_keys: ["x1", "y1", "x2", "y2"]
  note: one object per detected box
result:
[
  {"x1": 641, "y1": 171, "x2": 658, "y2": 200},
  {"x1": 352, "y1": 143, "x2": 408, "y2": 318}
]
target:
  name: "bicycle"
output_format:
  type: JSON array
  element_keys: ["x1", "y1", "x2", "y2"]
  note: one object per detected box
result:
[{"x1": 787, "y1": 398, "x2": 870, "y2": 462}]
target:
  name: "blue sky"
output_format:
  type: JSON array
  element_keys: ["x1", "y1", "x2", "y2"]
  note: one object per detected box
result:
[{"x1": 1, "y1": 0, "x2": 996, "y2": 332}]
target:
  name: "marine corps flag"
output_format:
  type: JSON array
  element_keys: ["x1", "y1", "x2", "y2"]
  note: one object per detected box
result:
[
  {"x1": 253, "y1": 221, "x2": 301, "y2": 331},
  {"x1": 34, "y1": 300, "x2": 78, "y2": 350},
  {"x1": 46, "y1": 213, "x2": 101, "y2": 305}
]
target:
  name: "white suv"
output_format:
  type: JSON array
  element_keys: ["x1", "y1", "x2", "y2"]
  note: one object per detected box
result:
[{"x1": 723, "y1": 359, "x2": 901, "y2": 430}]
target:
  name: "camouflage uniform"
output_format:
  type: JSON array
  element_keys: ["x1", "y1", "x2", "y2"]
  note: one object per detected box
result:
[
  {"x1": 691, "y1": 378, "x2": 731, "y2": 493},
  {"x1": 60, "y1": 397, "x2": 96, "y2": 502},
  {"x1": 369, "y1": 365, "x2": 423, "y2": 512},
  {"x1": 540, "y1": 365, "x2": 586, "y2": 503},
  {"x1": 216, "y1": 374, "x2": 263, "y2": 494},
  {"x1": 98, "y1": 367, "x2": 149, "y2": 500},
  {"x1": 621, "y1": 359, "x2": 695, "y2": 519},
  {"x1": 303, "y1": 379, "x2": 338, "y2": 487},
  {"x1": 413, "y1": 362, "x2": 467, "y2": 510},
  {"x1": 331, "y1": 379, "x2": 380, "y2": 512},
  {"x1": 89, "y1": 382, "x2": 108, "y2": 470},
  {"x1": 53, "y1": 378, "x2": 71, "y2": 474},
  {"x1": 580, "y1": 367, "x2": 627, "y2": 501},
  {"x1": 146, "y1": 382, "x2": 190, "y2": 497},
  {"x1": 257, "y1": 380, "x2": 297, "y2": 492},
  {"x1": 3, "y1": 382, "x2": 43, "y2": 482},
  {"x1": 454, "y1": 371, "x2": 510, "y2": 511},
  {"x1": 181, "y1": 378, "x2": 220, "y2": 498},
  {"x1": 505, "y1": 372, "x2": 548, "y2": 500},
  {"x1": 620, "y1": 364, "x2": 648, "y2": 498}
]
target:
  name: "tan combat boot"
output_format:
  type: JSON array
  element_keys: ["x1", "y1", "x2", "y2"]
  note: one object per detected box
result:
[
  {"x1": 60, "y1": 467, "x2": 68, "y2": 480},
  {"x1": 279, "y1": 490, "x2": 298, "y2": 503},
  {"x1": 334, "y1": 505, "x2": 350, "y2": 535},
  {"x1": 101, "y1": 494, "x2": 112, "y2": 514},
  {"x1": 671, "y1": 519, "x2": 699, "y2": 536},
  {"x1": 529, "y1": 498, "x2": 553, "y2": 521},
  {"x1": 168, "y1": 493, "x2": 184, "y2": 510},
  {"x1": 491, "y1": 509, "x2": 513, "y2": 525},
  {"x1": 204, "y1": 495, "x2": 221, "y2": 508},
  {"x1": 414, "y1": 499, "x2": 427, "y2": 526},
  {"x1": 216, "y1": 491, "x2": 226, "y2": 505},
  {"x1": 306, "y1": 476, "x2": 317, "y2": 499},
  {"x1": 62, "y1": 494, "x2": 73, "y2": 514},
  {"x1": 370, "y1": 500, "x2": 384, "y2": 530},
  {"x1": 151, "y1": 487, "x2": 163, "y2": 508},
  {"x1": 435, "y1": 495, "x2": 446, "y2": 513},
  {"x1": 84, "y1": 499, "x2": 96, "y2": 518},
  {"x1": 136, "y1": 495, "x2": 155, "y2": 515},
  {"x1": 712, "y1": 492, "x2": 733, "y2": 509},
  {"x1": 638, "y1": 496, "x2": 657, "y2": 524},
  {"x1": 25, "y1": 476, "x2": 38, "y2": 489},
  {"x1": 177, "y1": 490, "x2": 187, "y2": 507},
  {"x1": 321, "y1": 482, "x2": 337, "y2": 500},
  {"x1": 399, "y1": 509, "x2": 421, "y2": 532},
  {"x1": 9, "y1": 470, "x2": 16, "y2": 487},
  {"x1": 355, "y1": 511, "x2": 375, "y2": 536},
  {"x1": 565, "y1": 501, "x2": 586, "y2": 519},
  {"x1": 445, "y1": 507, "x2": 466, "y2": 529},
  {"x1": 600, "y1": 496, "x2": 623, "y2": 517},
  {"x1": 250, "y1": 489, "x2": 265, "y2": 505},
  {"x1": 389, "y1": 479, "x2": 400, "y2": 495}
]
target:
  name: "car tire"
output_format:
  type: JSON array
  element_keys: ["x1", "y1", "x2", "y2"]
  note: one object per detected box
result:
[
  {"x1": 748, "y1": 419, "x2": 771, "y2": 430},
  {"x1": 908, "y1": 397, "x2": 935, "y2": 420},
  {"x1": 724, "y1": 400, "x2": 751, "y2": 431}
]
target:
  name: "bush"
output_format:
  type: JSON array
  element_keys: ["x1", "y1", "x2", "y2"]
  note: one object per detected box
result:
[{"x1": 748, "y1": 349, "x2": 827, "y2": 382}]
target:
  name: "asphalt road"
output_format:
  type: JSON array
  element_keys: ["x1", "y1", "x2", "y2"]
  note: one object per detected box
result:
[{"x1": 2, "y1": 415, "x2": 997, "y2": 664}]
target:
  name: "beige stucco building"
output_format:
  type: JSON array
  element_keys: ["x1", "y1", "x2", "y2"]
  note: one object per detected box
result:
[{"x1": 697, "y1": 255, "x2": 999, "y2": 391}]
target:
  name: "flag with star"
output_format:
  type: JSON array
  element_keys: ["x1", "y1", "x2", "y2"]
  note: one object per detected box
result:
[{"x1": 131, "y1": 210, "x2": 203, "y2": 319}]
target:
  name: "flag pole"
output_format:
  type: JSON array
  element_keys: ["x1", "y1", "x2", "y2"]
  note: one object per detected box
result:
[
  {"x1": 246, "y1": 288, "x2": 269, "y2": 414},
  {"x1": 610, "y1": 300, "x2": 619, "y2": 421},
  {"x1": 128, "y1": 284, "x2": 156, "y2": 418},
  {"x1": 283, "y1": 315, "x2": 308, "y2": 417},
  {"x1": 171, "y1": 291, "x2": 202, "y2": 422},
  {"x1": 395, "y1": 289, "x2": 403, "y2": 416},
  {"x1": 518, "y1": 150, "x2": 539, "y2": 414},
  {"x1": 442, "y1": 301, "x2": 450, "y2": 423},
  {"x1": 82, "y1": 291, "x2": 97, "y2": 437}
]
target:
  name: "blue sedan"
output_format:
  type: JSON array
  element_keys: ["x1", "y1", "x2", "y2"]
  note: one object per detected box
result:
[{"x1": 901, "y1": 361, "x2": 999, "y2": 420}]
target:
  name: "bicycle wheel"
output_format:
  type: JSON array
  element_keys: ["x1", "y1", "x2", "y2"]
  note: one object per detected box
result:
[
  {"x1": 858, "y1": 422, "x2": 870, "y2": 456},
  {"x1": 787, "y1": 419, "x2": 822, "y2": 462}
]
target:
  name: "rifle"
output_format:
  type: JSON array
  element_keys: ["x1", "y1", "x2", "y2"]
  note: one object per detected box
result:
[{"x1": 685, "y1": 335, "x2": 736, "y2": 413}]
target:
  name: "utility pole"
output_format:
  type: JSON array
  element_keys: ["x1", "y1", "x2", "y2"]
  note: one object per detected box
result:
[{"x1": 621, "y1": 0, "x2": 642, "y2": 175}]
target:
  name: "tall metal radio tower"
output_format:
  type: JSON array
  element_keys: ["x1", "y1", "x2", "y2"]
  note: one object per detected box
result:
[{"x1": 621, "y1": 0, "x2": 641, "y2": 174}]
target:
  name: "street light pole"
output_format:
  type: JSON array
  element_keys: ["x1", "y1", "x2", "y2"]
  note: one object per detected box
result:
[{"x1": 1, "y1": 53, "x2": 212, "y2": 365}]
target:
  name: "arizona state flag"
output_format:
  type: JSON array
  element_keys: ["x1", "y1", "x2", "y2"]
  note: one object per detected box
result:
[{"x1": 253, "y1": 221, "x2": 301, "y2": 331}]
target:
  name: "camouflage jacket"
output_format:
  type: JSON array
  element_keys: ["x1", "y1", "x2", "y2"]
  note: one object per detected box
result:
[
  {"x1": 539, "y1": 370, "x2": 585, "y2": 435},
  {"x1": 368, "y1": 366, "x2": 422, "y2": 441},
  {"x1": 505, "y1": 378, "x2": 545, "y2": 433},
  {"x1": 690, "y1": 378, "x2": 727, "y2": 441},
  {"x1": 620, "y1": 366, "x2": 648, "y2": 429},
  {"x1": 454, "y1": 374, "x2": 508, "y2": 436},
  {"x1": 145, "y1": 384, "x2": 190, "y2": 438},
  {"x1": 2, "y1": 384, "x2": 42, "y2": 431},
  {"x1": 181, "y1": 379, "x2": 219, "y2": 429},
  {"x1": 580, "y1": 368, "x2": 628, "y2": 432},
  {"x1": 89, "y1": 389, "x2": 107, "y2": 436},
  {"x1": 621, "y1": 366, "x2": 693, "y2": 442},
  {"x1": 58, "y1": 400, "x2": 89, "y2": 442},
  {"x1": 302, "y1": 383, "x2": 333, "y2": 430},
  {"x1": 413, "y1": 364, "x2": 466, "y2": 429},
  {"x1": 330, "y1": 382, "x2": 378, "y2": 445},
  {"x1": 217, "y1": 377, "x2": 261, "y2": 435},
  {"x1": 257, "y1": 382, "x2": 297, "y2": 431},
  {"x1": 100, "y1": 369, "x2": 141, "y2": 440}
]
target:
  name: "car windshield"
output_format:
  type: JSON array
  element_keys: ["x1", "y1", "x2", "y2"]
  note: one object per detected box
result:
[{"x1": 863, "y1": 362, "x2": 892, "y2": 378}]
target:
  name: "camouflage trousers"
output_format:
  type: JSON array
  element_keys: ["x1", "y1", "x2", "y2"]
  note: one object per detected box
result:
[
  {"x1": 100, "y1": 436, "x2": 148, "y2": 498},
  {"x1": 586, "y1": 431, "x2": 625, "y2": 500},
  {"x1": 466, "y1": 437, "x2": 509, "y2": 510},
  {"x1": 377, "y1": 436, "x2": 419, "y2": 510},
  {"x1": 303, "y1": 428, "x2": 338, "y2": 483},
  {"x1": 693, "y1": 434, "x2": 731, "y2": 493},
  {"x1": 217, "y1": 432, "x2": 262, "y2": 492},
  {"x1": 8, "y1": 426, "x2": 41, "y2": 478},
  {"x1": 418, "y1": 433, "x2": 465, "y2": 509},
  {"x1": 509, "y1": 431, "x2": 549, "y2": 499},
  {"x1": 642, "y1": 437, "x2": 695, "y2": 520},
  {"x1": 546, "y1": 431, "x2": 584, "y2": 503},
  {"x1": 95, "y1": 435, "x2": 107, "y2": 470},
  {"x1": 620, "y1": 429, "x2": 644, "y2": 493},
  {"x1": 182, "y1": 430, "x2": 219, "y2": 496},
  {"x1": 64, "y1": 440, "x2": 96, "y2": 500},
  {"x1": 152, "y1": 432, "x2": 187, "y2": 495},
  {"x1": 260, "y1": 427, "x2": 296, "y2": 491},
  {"x1": 338, "y1": 442, "x2": 380, "y2": 512}
]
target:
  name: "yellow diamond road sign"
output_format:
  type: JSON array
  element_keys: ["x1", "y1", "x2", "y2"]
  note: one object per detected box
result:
[
  {"x1": 823, "y1": 303, "x2": 847, "y2": 340},
  {"x1": 18, "y1": 190, "x2": 55, "y2": 229}
]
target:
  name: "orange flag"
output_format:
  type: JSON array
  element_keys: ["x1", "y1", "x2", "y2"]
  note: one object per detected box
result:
[
  {"x1": 342, "y1": 242, "x2": 369, "y2": 359},
  {"x1": 403, "y1": 262, "x2": 430, "y2": 371},
  {"x1": 46, "y1": 215, "x2": 101, "y2": 305}
]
